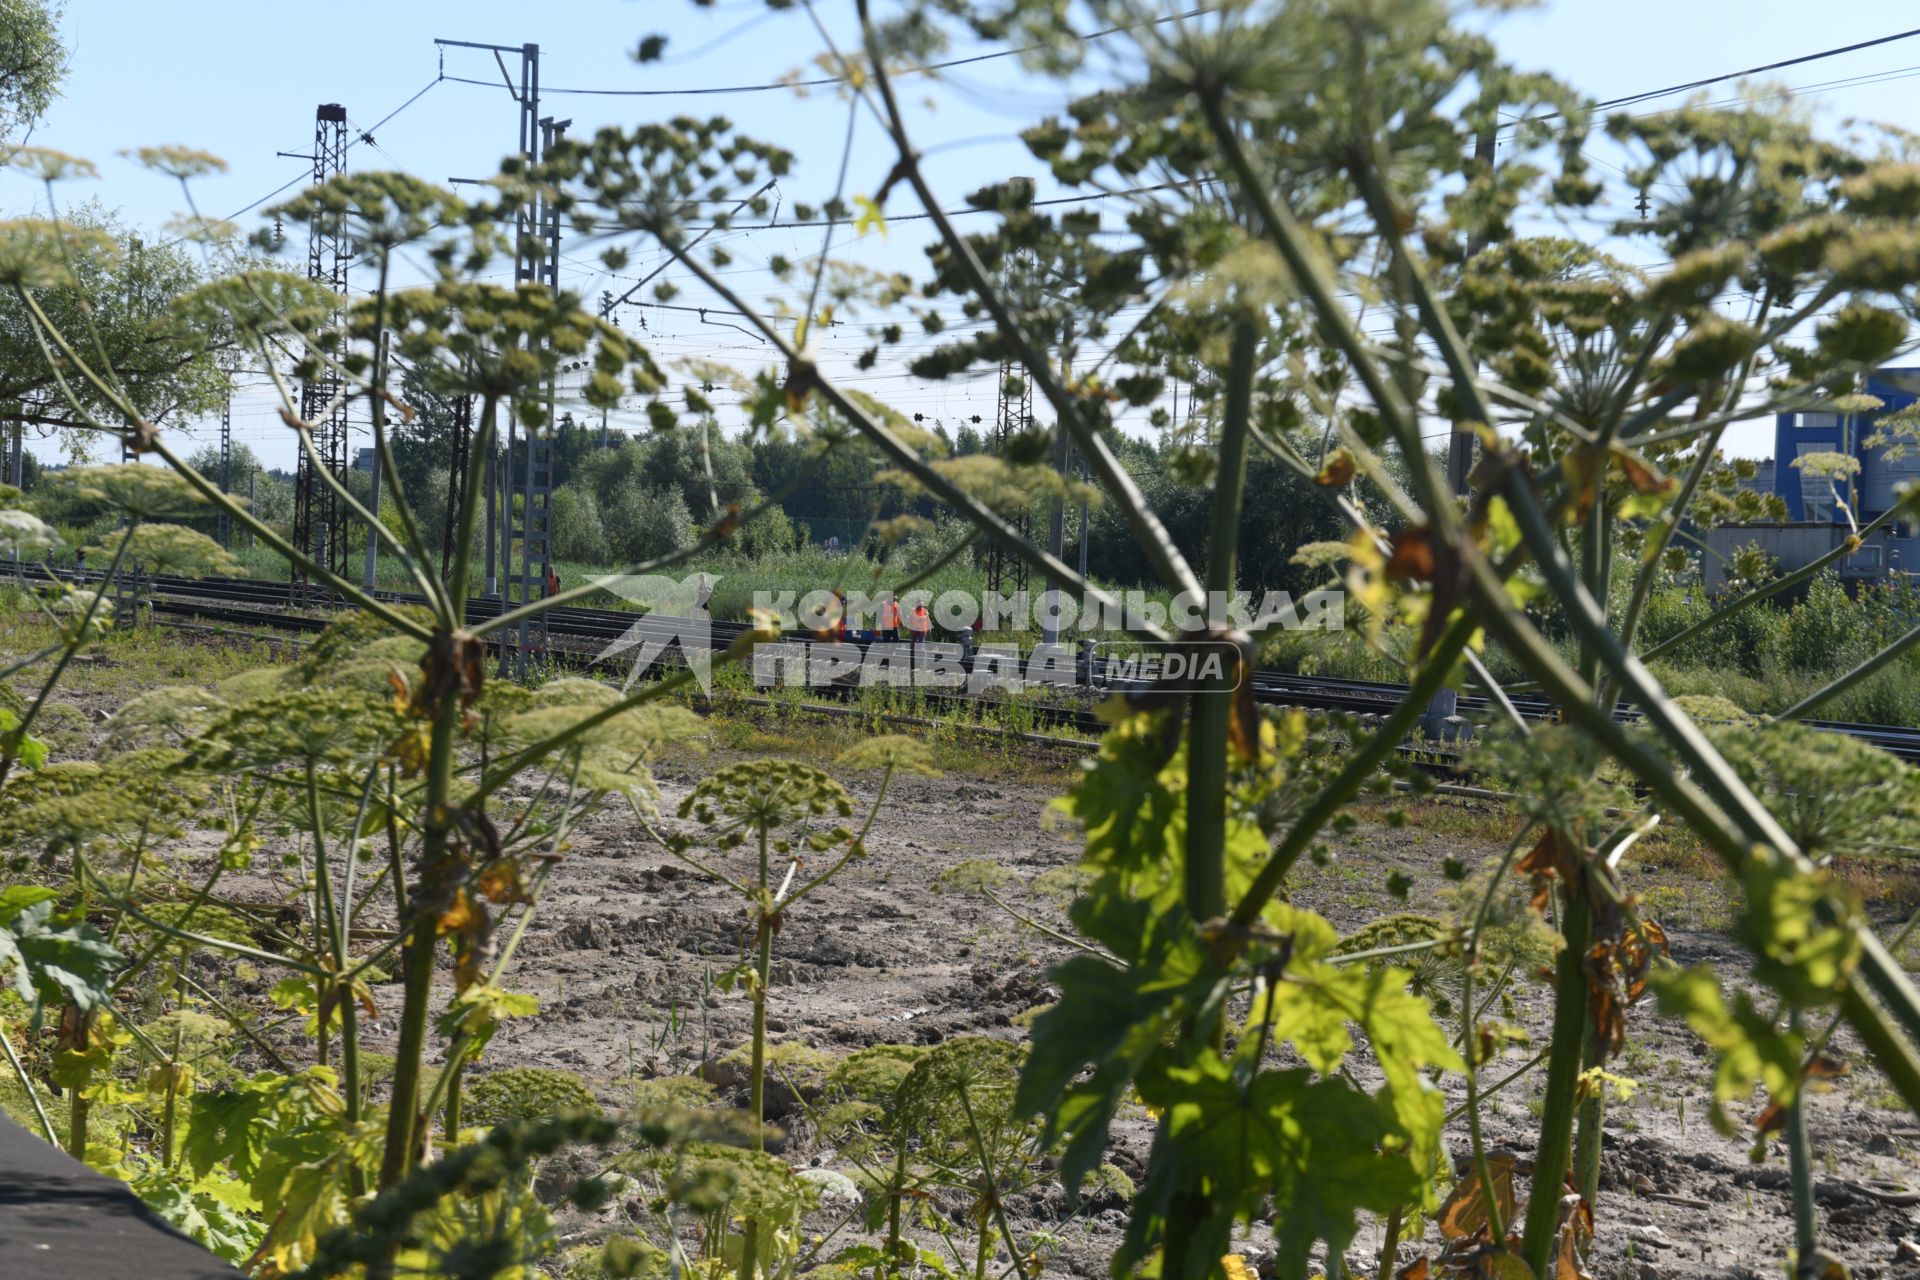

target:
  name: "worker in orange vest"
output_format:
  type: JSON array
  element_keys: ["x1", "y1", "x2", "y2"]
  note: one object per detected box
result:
[
  {"x1": 908, "y1": 599, "x2": 931, "y2": 646},
  {"x1": 831, "y1": 588, "x2": 849, "y2": 641},
  {"x1": 877, "y1": 591, "x2": 901, "y2": 637},
  {"x1": 543, "y1": 561, "x2": 560, "y2": 598}
]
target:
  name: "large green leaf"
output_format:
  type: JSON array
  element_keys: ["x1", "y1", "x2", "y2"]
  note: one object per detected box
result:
[
  {"x1": 1016, "y1": 945, "x2": 1227, "y2": 1196},
  {"x1": 0, "y1": 899, "x2": 122, "y2": 1012},
  {"x1": 1126, "y1": 1053, "x2": 1418, "y2": 1280}
]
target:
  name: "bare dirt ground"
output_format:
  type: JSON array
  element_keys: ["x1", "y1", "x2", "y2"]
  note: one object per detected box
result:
[
  {"x1": 11, "y1": 630, "x2": 1920, "y2": 1279},
  {"x1": 344, "y1": 735, "x2": 1920, "y2": 1280}
]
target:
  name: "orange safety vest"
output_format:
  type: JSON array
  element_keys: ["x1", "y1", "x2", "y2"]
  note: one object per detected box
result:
[
  {"x1": 879, "y1": 599, "x2": 901, "y2": 629},
  {"x1": 909, "y1": 605, "x2": 930, "y2": 636}
]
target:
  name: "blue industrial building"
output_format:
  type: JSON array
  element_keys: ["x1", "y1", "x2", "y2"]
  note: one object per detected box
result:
[
  {"x1": 1771, "y1": 368, "x2": 1920, "y2": 530},
  {"x1": 1702, "y1": 369, "x2": 1920, "y2": 591}
]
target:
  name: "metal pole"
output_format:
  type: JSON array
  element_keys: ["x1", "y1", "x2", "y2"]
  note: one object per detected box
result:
[
  {"x1": 1424, "y1": 125, "x2": 1497, "y2": 740},
  {"x1": 1041, "y1": 317, "x2": 1073, "y2": 648},
  {"x1": 500, "y1": 43, "x2": 540, "y2": 611},
  {"x1": 1442, "y1": 125, "x2": 1498, "y2": 498},
  {"x1": 1077, "y1": 453, "x2": 1089, "y2": 582},
  {"x1": 7, "y1": 417, "x2": 19, "y2": 566},
  {"x1": 484, "y1": 445, "x2": 497, "y2": 595},
  {"x1": 364, "y1": 439, "x2": 381, "y2": 589}
]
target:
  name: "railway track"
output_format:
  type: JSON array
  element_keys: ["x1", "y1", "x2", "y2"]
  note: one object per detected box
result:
[{"x1": 22, "y1": 566, "x2": 1920, "y2": 765}]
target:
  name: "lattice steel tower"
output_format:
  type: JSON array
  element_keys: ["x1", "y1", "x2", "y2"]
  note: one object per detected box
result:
[
  {"x1": 984, "y1": 358, "x2": 1034, "y2": 600},
  {"x1": 291, "y1": 103, "x2": 351, "y2": 592},
  {"x1": 216, "y1": 393, "x2": 233, "y2": 547}
]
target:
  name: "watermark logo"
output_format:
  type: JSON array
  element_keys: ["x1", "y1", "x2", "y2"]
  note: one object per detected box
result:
[
  {"x1": 589, "y1": 578, "x2": 1342, "y2": 697},
  {"x1": 593, "y1": 572, "x2": 717, "y2": 694},
  {"x1": 1091, "y1": 639, "x2": 1248, "y2": 694}
]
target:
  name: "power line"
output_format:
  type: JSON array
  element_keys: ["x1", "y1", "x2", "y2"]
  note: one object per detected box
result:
[
  {"x1": 676, "y1": 179, "x2": 1195, "y2": 231},
  {"x1": 219, "y1": 75, "x2": 445, "y2": 223},
  {"x1": 440, "y1": 7, "x2": 1212, "y2": 99},
  {"x1": 1593, "y1": 23, "x2": 1920, "y2": 110}
]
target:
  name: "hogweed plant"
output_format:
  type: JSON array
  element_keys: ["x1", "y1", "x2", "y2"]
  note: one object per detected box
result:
[
  {"x1": 2, "y1": 1, "x2": 1920, "y2": 1278},
  {"x1": 654, "y1": 736, "x2": 934, "y2": 1280}
]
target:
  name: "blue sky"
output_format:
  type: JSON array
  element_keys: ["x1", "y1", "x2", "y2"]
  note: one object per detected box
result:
[{"x1": 17, "y1": 1, "x2": 1920, "y2": 467}]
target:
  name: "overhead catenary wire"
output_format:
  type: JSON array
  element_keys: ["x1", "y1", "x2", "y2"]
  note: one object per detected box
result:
[
  {"x1": 1591, "y1": 23, "x2": 1920, "y2": 111},
  {"x1": 218, "y1": 75, "x2": 445, "y2": 224},
  {"x1": 200, "y1": 22, "x2": 1920, "y2": 467},
  {"x1": 439, "y1": 7, "x2": 1213, "y2": 100}
]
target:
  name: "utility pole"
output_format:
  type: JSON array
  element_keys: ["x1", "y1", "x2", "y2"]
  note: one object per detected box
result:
[
  {"x1": 1077, "y1": 452, "x2": 1089, "y2": 582},
  {"x1": 442, "y1": 392, "x2": 474, "y2": 578},
  {"x1": 1040, "y1": 316, "x2": 1074, "y2": 649},
  {"x1": 438, "y1": 36, "x2": 542, "y2": 617},
  {"x1": 364, "y1": 448, "x2": 382, "y2": 590},
  {"x1": 1442, "y1": 125, "x2": 1498, "y2": 497},
  {"x1": 483, "y1": 445, "x2": 497, "y2": 595},
  {"x1": 1425, "y1": 124, "x2": 1498, "y2": 740},
  {"x1": 3, "y1": 411, "x2": 19, "y2": 569},
  {"x1": 364, "y1": 334, "x2": 388, "y2": 590},
  {"x1": 112, "y1": 237, "x2": 143, "y2": 624}
]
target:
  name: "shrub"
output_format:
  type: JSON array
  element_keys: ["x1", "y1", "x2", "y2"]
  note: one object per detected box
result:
[
  {"x1": 551, "y1": 486, "x2": 606, "y2": 562},
  {"x1": 1784, "y1": 571, "x2": 1863, "y2": 673},
  {"x1": 462, "y1": 1067, "x2": 599, "y2": 1126},
  {"x1": 602, "y1": 483, "x2": 692, "y2": 564}
]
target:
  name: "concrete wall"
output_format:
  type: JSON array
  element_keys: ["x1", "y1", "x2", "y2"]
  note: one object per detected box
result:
[{"x1": 1699, "y1": 523, "x2": 1891, "y2": 594}]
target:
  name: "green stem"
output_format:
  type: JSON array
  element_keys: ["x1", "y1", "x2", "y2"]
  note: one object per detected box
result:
[
  {"x1": 1227, "y1": 609, "x2": 1476, "y2": 938},
  {"x1": 1786, "y1": 1010, "x2": 1817, "y2": 1267},
  {"x1": 887, "y1": 1143, "x2": 911, "y2": 1268},
  {"x1": 1572, "y1": 1025, "x2": 1606, "y2": 1211},
  {"x1": 854, "y1": 9, "x2": 1203, "y2": 604},
  {"x1": 785, "y1": 762, "x2": 894, "y2": 910},
  {"x1": 0, "y1": 1018, "x2": 58, "y2": 1145},
  {"x1": 178, "y1": 972, "x2": 293, "y2": 1072},
  {"x1": 1460, "y1": 952, "x2": 1505, "y2": 1242},
  {"x1": 161, "y1": 1010, "x2": 183, "y2": 1169},
  {"x1": 0, "y1": 520, "x2": 134, "y2": 791},
  {"x1": 378, "y1": 683, "x2": 460, "y2": 1190},
  {"x1": 739, "y1": 823, "x2": 776, "y2": 1280},
  {"x1": 955, "y1": 1082, "x2": 1031, "y2": 1280},
  {"x1": 654, "y1": 234, "x2": 1167, "y2": 646},
  {"x1": 1375, "y1": 1204, "x2": 1402, "y2": 1280},
  {"x1": 751, "y1": 824, "x2": 773, "y2": 1152},
  {"x1": 1522, "y1": 886, "x2": 1591, "y2": 1277},
  {"x1": 67, "y1": 1068, "x2": 88, "y2": 1160},
  {"x1": 1185, "y1": 318, "x2": 1256, "y2": 928},
  {"x1": 443, "y1": 1035, "x2": 467, "y2": 1143}
]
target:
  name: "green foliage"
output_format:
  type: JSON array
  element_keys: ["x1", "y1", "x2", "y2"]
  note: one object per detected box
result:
[
  {"x1": 1783, "y1": 572, "x2": 1862, "y2": 673},
  {"x1": 1022, "y1": 712, "x2": 1455, "y2": 1280},
  {"x1": 8, "y1": 6, "x2": 1920, "y2": 1279},
  {"x1": 462, "y1": 1066, "x2": 601, "y2": 1127},
  {"x1": 88, "y1": 522, "x2": 244, "y2": 577},
  {"x1": 1707, "y1": 720, "x2": 1920, "y2": 857},
  {"x1": 0, "y1": 2, "x2": 65, "y2": 141},
  {"x1": 0, "y1": 887, "x2": 121, "y2": 1013},
  {"x1": 931, "y1": 858, "x2": 1013, "y2": 895},
  {"x1": 1652, "y1": 966, "x2": 1804, "y2": 1135}
]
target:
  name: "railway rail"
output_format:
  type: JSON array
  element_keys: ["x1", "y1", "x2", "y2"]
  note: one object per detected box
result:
[{"x1": 20, "y1": 565, "x2": 1920, "y2": 765}]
